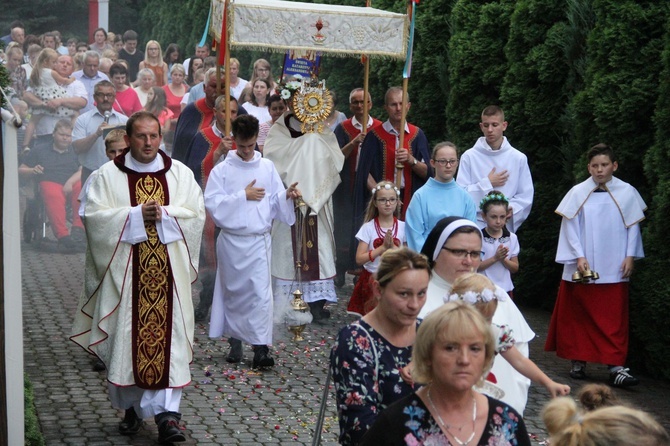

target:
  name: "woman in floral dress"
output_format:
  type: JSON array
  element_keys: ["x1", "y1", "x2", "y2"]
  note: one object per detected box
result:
[
  {"x1": 361, "y1": 301, "x2": 531, "y2": 446},
  {"x1": 331, "y1": 247, "x2": 431, "y2": 445}
]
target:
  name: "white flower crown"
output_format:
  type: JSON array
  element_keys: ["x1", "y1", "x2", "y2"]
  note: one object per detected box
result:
[
  {"x1": 445, "y1": 288, "x2": 508, "y2": 305},
  {"x1": 371, "y1": 183, "x2": 401, "y2": 196}
]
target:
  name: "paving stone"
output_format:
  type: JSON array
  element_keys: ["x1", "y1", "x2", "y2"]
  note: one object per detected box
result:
[{"x1": 20, "y1": 229, "x2": 670, "y2": 445}]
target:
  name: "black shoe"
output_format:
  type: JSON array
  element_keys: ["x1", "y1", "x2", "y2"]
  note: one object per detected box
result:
[
  {"x1": 93, "y1": 360, "x2": 106, "y2": 371},
  {"x1": 569, "y1": 368, "x2": 587, "y2": 379},
  {"x1": 118, "y1": 407, "x2": 142, "y2": 435},
  {"x1": 58, "y1": 235, "x2": 77, "y2": 253},
  {"x1": 309, "y1": 300, "x2": 331, "y2": 322},
  {"x1": 155, "y1": 411, "x2": 185, "y2": 443},
  {"x1": 252, "y1": 345, "x2": 275, "y2": 369},
  {"x1": 609, "y1": 368, "x2": 640, "y2": 387},
  {"x1": 194, "y1": 305, "x2": 209, "y2": 322},
  {"x1": 226, "y1": 338, "x2": 243, "y2": 363},
  {"x1": 71, "y1": 226, "x2": 86, "y2": 242},
  {"x1": 334, "y1": 273, "x2": 346, "y2": 288}
]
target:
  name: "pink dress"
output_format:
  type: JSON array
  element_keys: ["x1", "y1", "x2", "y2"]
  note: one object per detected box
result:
[{"x1": 163, "y1": 84, "x2": 189, "y2": 120}]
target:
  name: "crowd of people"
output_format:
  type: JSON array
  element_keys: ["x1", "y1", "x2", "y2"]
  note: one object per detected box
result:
[{"x1": 2, "y1": 20, "x2": 666, "y2": 446}]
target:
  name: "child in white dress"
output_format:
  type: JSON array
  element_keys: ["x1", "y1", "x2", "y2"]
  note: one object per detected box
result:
[
  {"x1": 478, "y1": 190, "x2": 520, "y2": 297},
  {"x1": 347, "y1": 181, "x2": 406, "y2": 316},
  {"x1": 24, "y1": 48, "x2": 76, "y2": 149}
]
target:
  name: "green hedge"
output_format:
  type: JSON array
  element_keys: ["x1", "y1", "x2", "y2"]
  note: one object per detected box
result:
[{"x1": 25, "y1": 374, "x2": 45, "y2": 446}]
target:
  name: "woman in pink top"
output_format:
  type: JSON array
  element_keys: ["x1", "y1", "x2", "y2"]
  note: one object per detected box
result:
[
  {"x1": 145, "y1": 86, "x2": 174, "y2": 131},
  {"x1": 162, "y1": 63, "x2": 189, "y2": 126},
  {"x1": 110, "y1": 62, "x2": 142, "y2": 117}
]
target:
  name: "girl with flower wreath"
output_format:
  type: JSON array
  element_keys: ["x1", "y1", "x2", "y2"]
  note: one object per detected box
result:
[
  {"x1": 448, "y1": 273, "x2": 571, "y2": 400},
  {"x1": 347, "y1": 180, "x2": 406, "y2": 316},
  {"x1": 478, "y1": 190, "x2": 520, "y2": 298}
]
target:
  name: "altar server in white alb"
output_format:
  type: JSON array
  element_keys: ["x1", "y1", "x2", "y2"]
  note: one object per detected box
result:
[
  {"x1": 456, "y1": 105, "x2": 534, "y2": 232},
  {"x1": 204, "y1": 114, "x2": 301, "y2": 369},
  {"x1": 546, "y1": 143, "x2": 646, "y2": 388}
]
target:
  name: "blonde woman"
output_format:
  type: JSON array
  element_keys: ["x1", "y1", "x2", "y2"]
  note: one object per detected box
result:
[
  {"x1": 163, "y1": 63, "x2": 189, "y2": 123},
  {"x1": 139, "y1": 40, "x2": 168, "y2": 86},
  {"x1": 543, "y1": 397, "x2": 669, "y2": 446},
  {"x1": 362, "y1": 301, "x2": 531, "y2": 446}
]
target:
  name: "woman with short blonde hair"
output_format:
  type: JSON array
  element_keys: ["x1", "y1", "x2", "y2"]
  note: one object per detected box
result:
[{"x1": 362, "y1": 301, "x2": 530, "y2": 446}]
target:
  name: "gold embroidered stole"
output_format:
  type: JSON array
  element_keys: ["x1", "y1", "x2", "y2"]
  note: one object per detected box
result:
[{"x1": 117, "y1": 153, "x2": 174, "y2": 389}]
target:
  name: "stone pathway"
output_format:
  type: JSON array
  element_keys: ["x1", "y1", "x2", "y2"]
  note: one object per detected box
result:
[{"x1": 21, "y1": 240, "x2": 670, "y2": 445}]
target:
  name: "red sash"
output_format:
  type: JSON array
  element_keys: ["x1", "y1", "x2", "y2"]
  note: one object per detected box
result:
[
  {"x1": 200, "y1": 126, "x2": 223, "y2": 188},
  {"x1": 342, "y1": 118, "x2": 381, "y2": 192},
  {"x1": 194, "y1": 97, "x2": 216, "y2": 133},
  {"x1": 369, "y1": 124, "x2": 420, "y2": 217},
  {"x1": 199, "y1": 127, "x2": 236, "y2": 269}
]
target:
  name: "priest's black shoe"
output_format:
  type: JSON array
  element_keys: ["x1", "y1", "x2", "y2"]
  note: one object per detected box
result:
[
  {"x1": 252, "y1": 345, "x2": 275, "y2": 368},
  {"x1": 155, "y1": 411, "x2": 186, "y2": 443},
  {"x1": 93, "y1": 359, "x2": 106, "y2": 371},
  {"x1": 226, "y1": 337, "x2": 243, "y2": 363},
  {"x1": 118, "y1": 407, "x2": 142, "y2": 435}
]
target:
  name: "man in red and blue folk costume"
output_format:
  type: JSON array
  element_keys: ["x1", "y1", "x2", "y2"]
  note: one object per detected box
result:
[
  {"x1": 353, "y1": 86, "x2": 432, "y2": 229},
  {"x1": 332, "y1": 87, "x2": 381, "y2": 286}
]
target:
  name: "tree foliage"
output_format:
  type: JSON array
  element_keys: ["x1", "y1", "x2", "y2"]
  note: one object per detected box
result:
[
  {"x1": 634, "y1": 15, "x2": 670, "y2": 379},
  {"x1": 568, "y1": 0, "x2": 666, "y2": 193},
  {"x1": 446, "y1": 0, "x2": 515, "y2": 149},
  {"x1": 499, "y1": 0, "x2": 577, "y2": 308}
]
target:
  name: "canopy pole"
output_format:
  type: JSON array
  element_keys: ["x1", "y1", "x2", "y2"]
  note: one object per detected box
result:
[
  {"x1": 224, "y1": 0, "x2": 232, "y2": 135},
  {"x1": 362, "y1": 57, "x2": 370, "y2": 133},
  {"x1": 395, "y1": 77, "x2": 409, "y2": 189},
  {"x1": 395, "y1": 0, "x2": 413, "y2": 189},
  {"x1": 362, "y1": 0, "x2": 371, "y2": 132}
]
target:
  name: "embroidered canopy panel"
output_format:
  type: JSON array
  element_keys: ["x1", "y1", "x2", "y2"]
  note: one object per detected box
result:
[{"x1": 211, "y1": 0, "x2": 408, "y2": 59}]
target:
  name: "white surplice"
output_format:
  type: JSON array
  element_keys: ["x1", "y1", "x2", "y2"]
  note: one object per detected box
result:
[
  {"x1": 204, "y1": 151, "x2": 295, "y2": 345},
  {"x1": 456, "y1": 137, "x2": 534, "y2": 232},
  {"x1": 555, "y1": 176, "x2": 646, "y2": 282}
]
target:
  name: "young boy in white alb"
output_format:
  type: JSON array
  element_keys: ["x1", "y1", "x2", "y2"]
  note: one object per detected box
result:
[
  {"x1": 456, "y1": 105, "x2": 534, "y2": 232},
  {"x1": 203, "y1": 114, "x2": 301, "y2": 368}
]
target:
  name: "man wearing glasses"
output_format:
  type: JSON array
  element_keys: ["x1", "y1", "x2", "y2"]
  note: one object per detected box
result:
[
  {"x1": 73, "y1": 81, "x2": 128, "y2": 183},
  {"x1": 405, "y1": 142, "x2": 477, "y2": 251}
]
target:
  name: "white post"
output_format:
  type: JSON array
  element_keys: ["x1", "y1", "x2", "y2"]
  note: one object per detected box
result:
[
  {"x1": 2, "y1": 110, "x2": 25, "y2": 446},
  {"x1": 98, "y1": 0, "x2": 110, "y2": 31}
]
